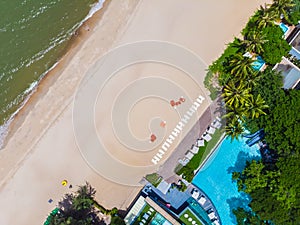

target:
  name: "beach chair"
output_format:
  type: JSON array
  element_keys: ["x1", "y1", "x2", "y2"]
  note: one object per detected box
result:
[
  {"x1": 208, "y1": 212, "x2": 216, "y2": 220},
  {"x1": 207, "y1": 126, "x2": 216, "y2": 134},
  {"x1": 191, "y1": 189, "x2": 200, "y2": 200},
  {"x1": 198, "y1": 196, "x2": 206, "y2": 205},
  {"x1": 196, "y1": 138, "x2": 205, "y2": 147},
  {"x1": 190, "y1": 145, "x2": 199, "y2": 154},
  {"x1": 202, "y1": 133, "x2": 212, "y2": 142},
  {"x1": 185, "y1": 151, "x2": 194, "y2": 160}
]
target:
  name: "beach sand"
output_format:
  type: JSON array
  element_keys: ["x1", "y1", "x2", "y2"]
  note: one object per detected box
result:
[{"x1": 0, "y1": 0, "x2": 271, "y2": 224}]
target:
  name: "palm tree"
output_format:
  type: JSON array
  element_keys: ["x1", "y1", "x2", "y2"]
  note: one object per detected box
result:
[
  {"x1": 243, "y1": 31, "x2": 268, "y2": 55},
  {"x1": 76, "y1": 182, "x2": 96, "y2": 200},
  {"x1": 225, "y1": 118, "x2": 244, "y2": 141},
  {"x1": 50, "y1": 183, "x2": 100, "y2": 225},
  {"x1": 244, "y1": 71, "x2": 261, "y2": 89},
  {"x1": 270, "y1": 0, "x2": 295, "y2": 20},
  {"x1": 222, "y1": 81, "x2": 252, "y2": 109},
  {"x1": 229, "y1": 53, "x2": 255, "y2": 79},
  {"x1": 244, "y1": 94, "x2": 269, "y2": 119},
  {"x1": 254, "y1": 5, "x2": 276, "y2": 29},
  {"x1": 223, "y1": 104, "x2": 246, "y2": 122}
]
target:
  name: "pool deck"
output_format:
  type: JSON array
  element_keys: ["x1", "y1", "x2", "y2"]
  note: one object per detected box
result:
[
  {"x1": 141, "y1": 182, "x2": 222, "y2": 225},
  {"x1": 187, "y1": 184, "x2": 222, "y2": 224},
  {"x1": 158, "y1": 97, "x2": 222, "y2": 180},
  {"x1": 145, "y1": 197, "x2": 181, "y2": 225}
]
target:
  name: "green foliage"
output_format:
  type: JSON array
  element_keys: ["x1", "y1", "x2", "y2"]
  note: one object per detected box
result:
[
  {"x1": 261, "y1": 25, "x2": 291, "y2": 65},
  {"x1": 224, "y1": 118, "x2": 244, "y2": 141},
  {"x1": 204, "y1": 70, "x2": 220, "y2": 100},
  {"x1": 145, "y1": 173, "x2": 162, "y2": 187},
  {"x1": 250, "y1": 69, "x2": 300, "y2": 155},
  {"x1": 229, "y1": 53, "x2": 255, "y2": 79},
  {"x1": 233, "y1": 207, "x2": 266, "y2": 225},
  {"x1": 110, "y1": 215, "x2": 125, "y2": 225},
  {"x1": 234, "y1": 69, "x2": 300, "y2": 224},
  {"x1": 222, "y1": 81, "x2": 251, "y2": 109},
  {"x1": 270, "y1": 0, "x2": 296, "y2": 21},
  {"x1": 176, "y1": 129, "x2": 224, "y2": 182},
  {"x1": 288, "y1": 0, "x2": 300, "y2": 25},
  {"x1": 209, "y1": 38, "x2": 242, "y2": 75},
  {"x1": 48, "y1": 182, "x2": 101, "y2": 225},
  {"x1": 212, "y1": 1, "x2": 300, "y2": 224},
  {"x1": 243, "y1": 31, "x2": 268, "y2": 54},
  {"x1": 242, "y1": 6, "x2": 276, "y2": 36}
]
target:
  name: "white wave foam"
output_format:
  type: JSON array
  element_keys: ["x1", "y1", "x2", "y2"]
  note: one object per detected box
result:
[
  {"x1": 86, "y1": 0, "x2": 106, "y2": 21},
  {"x1": 0, "y1": 1, "x2": 106, "y2": 149}
]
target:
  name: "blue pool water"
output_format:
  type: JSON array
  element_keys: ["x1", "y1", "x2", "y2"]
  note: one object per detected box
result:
[
  {"x1": 151, "y1": 213, "x2": 172, "y2": 225},
  {"x1": 192, "y1": 137, "x2": 261, "y2": 225},
  {"x1": 279, "y1": 22, "x2": 288, "y2": 34},
  {"x1": 252, "y1": 56, "x2": 265, "y2": 71}
]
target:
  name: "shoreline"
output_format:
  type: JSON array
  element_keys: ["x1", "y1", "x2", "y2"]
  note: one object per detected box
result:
[
  {"x1": 0, "y1": 1, "x2": 272, "y2": 224},
  {"x1": 1, "y1": 0, "x2": 111, "y2": 149}
]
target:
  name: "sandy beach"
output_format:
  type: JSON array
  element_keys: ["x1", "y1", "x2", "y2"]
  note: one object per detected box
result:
[{"x1": 0, "y1": 0, "x2": 271, "y2": 224}]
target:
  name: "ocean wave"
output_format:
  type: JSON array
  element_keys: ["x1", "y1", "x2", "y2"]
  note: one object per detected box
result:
[{"x1": 0, "y1": 0, "x2": 106, "y2": 149}]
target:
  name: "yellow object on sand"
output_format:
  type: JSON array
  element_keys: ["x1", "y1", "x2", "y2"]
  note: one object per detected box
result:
[{"x1": 61, "y1": 180, "x2": 68, "y2": 186}]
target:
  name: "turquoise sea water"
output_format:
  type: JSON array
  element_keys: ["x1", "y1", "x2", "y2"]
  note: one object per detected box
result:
[
  {"x1": 0, "y1": 0, "x2": 104, "y2": 146},
  {"x1": 192, "y1": 137, "x2": 261, "y2": 225}
]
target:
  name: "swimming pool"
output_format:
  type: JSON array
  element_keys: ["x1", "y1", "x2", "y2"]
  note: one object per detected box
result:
[
  {"x1": 192, "y1": 137, "x2": 261, "y2": 225},
  {"x1": 150, "y1": 213, "x2": 172, "y2": 225},
  {"x1": 279, "y1": 22, "x2": 288, "y2": 34},
  {"x1": 252, "y1": 56, "x2": 265, "y2": 71}
]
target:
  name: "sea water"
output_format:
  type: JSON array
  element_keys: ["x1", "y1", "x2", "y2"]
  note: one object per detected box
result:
[{"x1": 0, "y1": 0, "x2": 105, "y2": 147}]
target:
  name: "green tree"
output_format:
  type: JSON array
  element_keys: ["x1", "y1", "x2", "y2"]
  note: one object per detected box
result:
[
  {"x1": 224, "y1": 118, "x2": 244, "y2": 141},
  {"x1": 49, "y1": 183, "x2": 101, "y2": 225},
  {"x1": 110, "y1": 215, "x2": 126, "y2": 225},
  {"x1": 229, "y1": 53, "x2": 255, "y2": 79},
  {"x1": 254, "y1": 5, "x2": 276, "y2": 30},
  {"x1": 243, "y1": 31, "x2": 268, "y2": 55},
  {"x1": 222, "y1": 81, "x2": 251, "y2": 108},
  {"x1": 233, "y1": 207, "x2": 266, "y2": 225},
  {"x1": 288, "y1": 0, "x2": 300, "y2": 24},
  {"x1": 270, "y1": 0, "x2": 295, "y2": 20},
  {"x1": 244, "y1": 94, "x2": 268, "y2": 119},
  {"x1": 243, "y1": 71, "x2": 260, "y2": 89},
  {"x1": 261, "y1": 25, "x2": 291, "y2": 65}
]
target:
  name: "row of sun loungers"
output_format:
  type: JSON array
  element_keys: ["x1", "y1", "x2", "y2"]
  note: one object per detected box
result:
[
  {"x1": 191, "y1": 189, "x2": 207, "y2": 206},
  {"x1": 139, "y1": 208, "x2": 155, "y2": 225},
  {"x1": 178, "y1": 117, "x2": 222, "y2": 166},
  {"x1": 190, "y1": 188, "x2": 221, "y2": 225}
]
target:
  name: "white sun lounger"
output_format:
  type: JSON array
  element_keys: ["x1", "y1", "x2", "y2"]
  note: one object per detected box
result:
[
  {"x1": 198, "y1": 196, "x2": 206, "y2": 205},
  {"x1": 208, "y1": 212, "x2": 216, "y2": 220},
  {"x1": 179, "y1": 158, "x2": 190, "y2": 166},
  {"x1": 202, "y1": 133, "x2": 212, "y2": 142},
  {"x1": 197, "y1": 138, "x2": 205, "y2": 147},
  {"x1": 207, "y1": 126, "x2": 216, "y2": 134},
  {"x1": 191, "y1": 190, "x2": 200, "y2": 199},
  {"x1": 190, "y1": 145, "x2": 199, "y2": 154},
  {"x1": 185, "y1": 151, "x2": 194, "y2": 160},
  {"x1": 214, "y1": 121, "x2": 222, "y2": 129}
]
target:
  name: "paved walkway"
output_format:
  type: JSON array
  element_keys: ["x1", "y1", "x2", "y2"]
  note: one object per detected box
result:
[{"x1": 158, "y1": 97, "x2": 222, "y2": 180}]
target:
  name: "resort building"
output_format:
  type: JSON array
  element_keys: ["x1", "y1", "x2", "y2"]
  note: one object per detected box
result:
[
  {"x1": 124, "y1": 183, "x2": 221, "y2": 225},
  {"x1": 274, "y1": 24, "x2": 300, "y2": 90}
]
